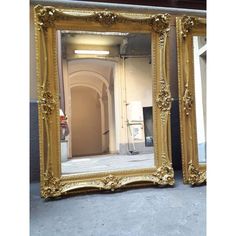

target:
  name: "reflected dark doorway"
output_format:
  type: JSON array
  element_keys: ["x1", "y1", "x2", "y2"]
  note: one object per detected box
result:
[{"x1": 143, "y1": 106, "x2": 153, "y2": 147}]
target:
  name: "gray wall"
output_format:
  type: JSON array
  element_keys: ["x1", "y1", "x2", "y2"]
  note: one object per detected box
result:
[{"x1": 30, "y1": 101, "x2": 40, "y2": 182}]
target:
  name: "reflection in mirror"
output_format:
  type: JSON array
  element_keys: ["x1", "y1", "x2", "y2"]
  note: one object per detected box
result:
[
  {"x1": 193, "y1": 36, "x2": 206, "y2": 163},
  {"x1": 57, "y1": 31, "x2": 154, "y2": 175}
]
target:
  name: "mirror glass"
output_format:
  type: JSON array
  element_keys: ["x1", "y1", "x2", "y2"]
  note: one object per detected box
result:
[
  {"x1": 193, "y1": 36, "x2": 206, "y2": 163},
  {"x1": 57, "y1": 30, "x2": 155, "y2": 175}
]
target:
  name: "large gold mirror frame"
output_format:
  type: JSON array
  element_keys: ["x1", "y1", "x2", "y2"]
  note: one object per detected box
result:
[
  {"x1": 176, "y1": 16, "x2": 206, "y2": 185},
  {"x1": 34, "y1": 5, "x2": 174, "y2": 199}
]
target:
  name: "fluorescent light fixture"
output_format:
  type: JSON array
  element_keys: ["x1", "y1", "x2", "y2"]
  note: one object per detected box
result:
[
  {"x1": 62, "y1": 30, "x2": 129, "y2": 36},
  {"x1": 74, "y1": 50, "x2": 110, "y2": 55}
]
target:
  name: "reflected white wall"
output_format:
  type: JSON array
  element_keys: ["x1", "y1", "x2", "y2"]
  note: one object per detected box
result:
[{"x1": 193, "y1": 36, "x2": 206, "y2": 162}]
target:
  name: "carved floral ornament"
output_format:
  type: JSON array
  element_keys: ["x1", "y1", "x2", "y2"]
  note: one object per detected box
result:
[
  {"x1": 153, "y1": 164, "x2": 175, "y2": 185},
  {"x1": 188, "y1": 161, "x2": 206, "y2": 185},
  {"x1": 181, "y1": 16, "x2": 199, "y2": 38},
  {"x1": 94, "y1": 11, "x2": 118, "y2": 26},
  {"x1": 39, "y1": 90, "x2": 56, "y2": 119},
  {"x1": 149, "y1": 13, "x2": 170, "y2": 35},
  {"x1": 101, "y1": 175, "x2": 121, "y2": 191},
  {"x1": 156, "y1": 86, "x2": 173, "y2": 112},
  {"x1": 183, "y1": 86, "x2": 193, "y2": 116},
  {"x1": 35, "y1": 5, "x2": 57, "y2": 29},
  {"x1": 98, "y1": 166, "x2": 174, "y2": 192},
  {"x1": 42, "y1": 167, "x2": 175, "y2": 198},
  {"x1": 41, "y1": 165, "x2": 64, "y2": 198}
]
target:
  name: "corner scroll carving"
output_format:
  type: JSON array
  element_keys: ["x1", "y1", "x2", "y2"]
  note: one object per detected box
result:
[
  {"x1": 188, "y1": 161, "x2": 206, "y2": 185},
  {"x1": 149, "y1": 14, "x2": 170, "y2": 36},
  {"x1": 41, "y1": 165, "x2": 64, "y2": 198},
  {"x1": 181, "y1": 16, "x2": 198, "y2": 38},
  {"x1": 183, "y1": 86, "x2": 193, "y2": 116},
  {"x1": 39, "y1": 90, "x2": 56, "y2": 119},
  {"x1": 153, "y1": 163, "x2": 174, "y2": 185},
  {"x1": 35, "y1": 5, "x2": 58, "y2": 29}
]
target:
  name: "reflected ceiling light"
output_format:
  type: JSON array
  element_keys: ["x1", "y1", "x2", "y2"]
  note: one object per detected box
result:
[
  {"x1": 74, "y1": 50, "x2": 110, "y2": 55},
  {"x1": 62, "y1": 30, "x2": 129, "y2": 36}
]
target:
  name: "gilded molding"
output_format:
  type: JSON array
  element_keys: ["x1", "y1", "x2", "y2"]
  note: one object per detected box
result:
[
  {"x1": 61, "y1": 168, "x2": 175, "y2": 194},
  {"x1": 183, "y1": 86, "x2": 193, "y2": 116},
  {"x1": 35, "y1": 5, "x2": 171, "y2": 33},
  {"x1": 154, "y1": 14, "x2": 172, "y2": 112},
  {"x1": 188, "y1": 161, "x2": 206, "y2": 185},
  {"x1": 41, "y1": 165, "x2": 64, "y2": 198},
  {"x1": 92, "y1": 12, "x2": 171, "y2": 33},
  {"x1": 181, "y1": 16, "x2": 198, "y2": 38},
  {"x1": 160, "y1": 153, "x2": 169, "y2": 164},
  {"x1": 35, "y1": 5, "x2": 58, "y2": 29},
  {"x1": 39, "y1": 90, "x2": 56, "y2": 119}
]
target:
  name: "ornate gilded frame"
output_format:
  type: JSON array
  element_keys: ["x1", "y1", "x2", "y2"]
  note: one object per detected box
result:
[
  {"x1": 34, "y1": 5, "x2": 174, "y2": 199},
  {"x1": 176, "y1": 16, "x2": 206, "y2": 185}
]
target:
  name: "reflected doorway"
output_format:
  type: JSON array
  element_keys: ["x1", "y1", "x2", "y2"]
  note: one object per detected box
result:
[
  {"x1": 68, "y1": 60, "x2": 116, "y2": 158},
  {"x1": 71, "y1": 86, "x2": 103, "y2": 157}
]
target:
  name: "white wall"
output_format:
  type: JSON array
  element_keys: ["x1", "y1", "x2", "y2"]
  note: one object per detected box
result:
[
  {"x1": 193, "y1": 36, "x2": 206, "y2": 144},
  {"x1": 125, "y1": 57, "x2": 152, "y2": 107},
  {"x1": 117, "y1": 57, "x2": 152, "y2": 146}
]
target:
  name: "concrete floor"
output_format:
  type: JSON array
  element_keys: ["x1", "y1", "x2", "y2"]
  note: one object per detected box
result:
[
  {"x1": 61, "y1": 153, "x2": 155, "y2": 175},
  {"x1": 30, "y1": 172, "x2": 206, "y2": 236}
]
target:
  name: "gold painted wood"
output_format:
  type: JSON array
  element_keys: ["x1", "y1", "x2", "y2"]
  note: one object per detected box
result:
[
  {"x1": 34, "y1": 5, "x2": 174, "y2": 199},
  {"x1": 176, "y1": 16, "x2": 206, "y2": 185}
]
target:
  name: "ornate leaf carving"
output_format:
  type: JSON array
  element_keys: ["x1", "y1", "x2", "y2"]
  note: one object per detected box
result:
[
  {"x1": 181, "y1": 16, "x2": 198, "y2": 38},
  {"x1": 149, "y1": 14, "x2": 170, "y2": 35},
  {"x1": 41, "y1": 166, "x2": 64, "y2": 198},
  {"x1": 101, "y1": 174, "x2": 121, "y2": 191},
  {"x1": 188, "y1": 161, "x2": 206, "y2": 185},
  {"x1": 35, "y1": 5, "x2": 58, "y2": 29},
  {"x1": 60, "y1": 168, "x2": 175, "y2": 195},
  {"x1": 156, "y1": 86, "x2": 172, "y2": 112},
  {"x1": 183, "y1": 87, "x2": 193, "y2": 116},
  {"x1": 39, "y1": 90, "x2": 56, "y2": 119},
  {"x1": 94, "y1": 11, "x2": 118, "y2": 26},
  {"x1": 153, "y1": 163, "x2": 174, "y2": 185}
]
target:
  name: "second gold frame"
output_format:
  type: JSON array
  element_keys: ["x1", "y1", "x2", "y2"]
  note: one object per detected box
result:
[{"x1": 176, "y1": 16, "x2": 206, "y2": 185}]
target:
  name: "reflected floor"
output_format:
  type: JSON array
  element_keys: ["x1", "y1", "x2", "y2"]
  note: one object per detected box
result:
[{"x1": 61, "y1": 153, "x2": 154, "y2": 175}]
